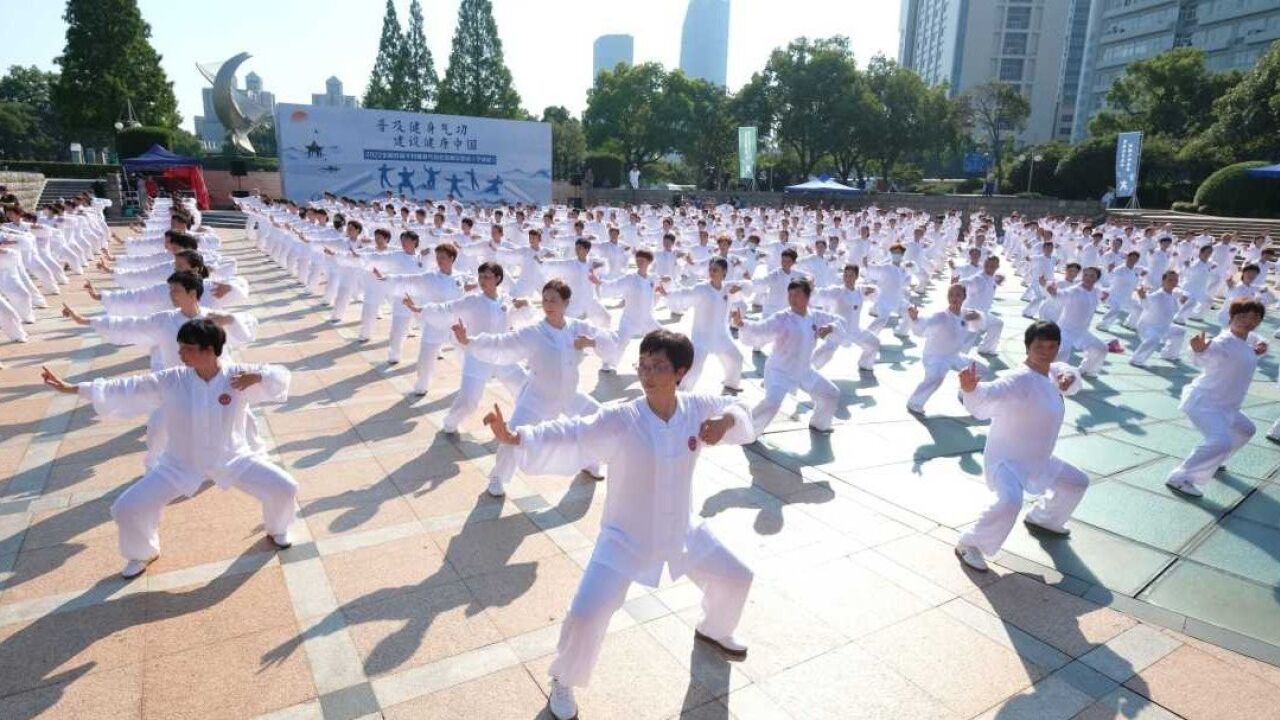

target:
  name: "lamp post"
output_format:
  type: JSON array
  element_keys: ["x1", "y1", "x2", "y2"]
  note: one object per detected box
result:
[{"x1": 1027, "y1": 154, "x2": 1043, "y2": 193}]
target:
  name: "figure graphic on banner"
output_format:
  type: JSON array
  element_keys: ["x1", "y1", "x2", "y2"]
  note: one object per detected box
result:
[
  {"x1": 483, "y1": 174, "x2": 504, "y2": 195},
  {"x1": 397, "y1": 167, "x2": 417, "y2": 196},
  {"x1": 467, "y1": 168, "x2": 480, "y2": 191},
  {"x1": 306, "y1": 131, "x2": 324, "y2": 158},
  {"x1": 423, "y1": 166, "x2": 440, "y2": 191},
  {"x1": 378, "y1": 164, "x2": 394, "y2": 189},
  {"x1": 446, "y1": 173, "x2": 465, "y2": 198}
]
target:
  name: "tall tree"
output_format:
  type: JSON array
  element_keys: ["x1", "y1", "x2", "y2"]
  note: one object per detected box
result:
[
  {"x1": 1204, "y1": 40, "x2": 1280, "y2": 162},
  {"x1": 542, "y1": 106, "x2": 586, "y2": 181},
  {"x1": 364, "y1": 0, "x2": 409, "y2": 110},
  {"x1": 676, "y1": 76, "x2": 735, "y2": 189},
  {"x1": 401, "y1": 0, "x2": 439, "y2": 112},
  {"x1": 1088, "y1": 48, "x2": 1240, "y2": 139},
  {"x1": 963, "y1": 81, "x2": 1030, "y2": 192},
  {"x1": 753, "y1": 37, "x2": 856, "y2": 177},
  {"x1": 0, "y1": 65, "x2": 61, "y2": 158},
  {"x1": 860, "y1": 55, "x2": 943, "y2": 186},
  {"x1": 583, "y1": 63, "x2": 687, "y2": 169},
  {"x1": 436, "y1": 0, "x2": 522, "y2": 118},
  {"x1": 52, "y1": 0, "x2": 180, "y2": 147}
]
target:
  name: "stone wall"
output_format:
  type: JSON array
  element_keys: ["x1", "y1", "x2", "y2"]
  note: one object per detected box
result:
[
  {"x1": 0, "y1": 171, "x2": 46, "y2": 209},
  {"x1": 203, "y1": 170, "x2": 283, "y2": 209}
]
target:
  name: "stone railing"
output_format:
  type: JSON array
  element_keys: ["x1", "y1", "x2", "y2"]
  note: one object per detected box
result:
[{"x1": 0, "y1": 171, "x2": 46, "y2": 209}]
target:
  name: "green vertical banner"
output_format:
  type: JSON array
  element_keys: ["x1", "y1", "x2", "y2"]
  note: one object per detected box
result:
[{"x1": 738, "y1": 126, "x2": 757, "y2": 180}]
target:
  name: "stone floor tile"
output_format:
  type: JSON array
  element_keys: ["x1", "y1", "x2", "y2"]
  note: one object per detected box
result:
[
  {"x1": 142, "y1": 566, "x2": 295, "y2": 659},
  {"x1": 381, "y1": 664, "x2": 548, "y2": 720},
  {"x1": 1072, "y1": 686, "x2": 1182, "y2": 720},
  {"x1": 0, "y1": 661, "x2": 143, "y2": 720},
  {"x1": 321, "y1": 533, "x2": 457, "y2": 609},
  {"x1": 1125, "y1": 644, "x2": 1280, "y2": 720},
  {"x1": 1077, "y1": 624, "x2": 1182, "y2": 683},
  {"x1": 429, "y1": 512, "x2": 562, "y2": 580},
  {"x1": 466, "y1": 553, "x2": 582, "y2": 639},
  {"x1": 963, "y1": 573, "x2": 1136, "y2": 658}
]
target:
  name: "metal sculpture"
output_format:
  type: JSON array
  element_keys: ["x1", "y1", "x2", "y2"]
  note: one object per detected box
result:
[{"x1": 197, "y1": 52, "x2": 272, "y2": 154}]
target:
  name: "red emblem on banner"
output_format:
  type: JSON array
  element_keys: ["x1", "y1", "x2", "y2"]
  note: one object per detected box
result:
[
  {"x1": 218, "y1": 393, "x2": 232, "y2": 406},
  {"x1": 687, "y1": 436, "x2": 698, "y2": 452}
]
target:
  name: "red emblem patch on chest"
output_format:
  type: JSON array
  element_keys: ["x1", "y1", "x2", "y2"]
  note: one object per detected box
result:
[
  {"x1": 218, "y1": 393, "x2": 232, "y2": 406},
  {"x1": 687, "y1": 435, "x2": 698, "y2": 451}
]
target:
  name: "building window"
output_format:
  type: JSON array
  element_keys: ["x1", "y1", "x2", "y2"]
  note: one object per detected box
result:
[
  {"x1": 999, "y1": 58, "x2": 1025, "y2": 81},
  {"x1": 1007, "y1": 6, "x2": 1032, "y2": 30},
  {"x1": 1003, "y1": 32, "x2": 1028, "y2": 55}
]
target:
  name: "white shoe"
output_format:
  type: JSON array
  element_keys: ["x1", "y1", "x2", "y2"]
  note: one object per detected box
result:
[
  {"x1": 269, "y1": 532, "x2": 293, "y2": 549},
  {"x1": 487, "y1": 477, "x2": 506, "y2": 498},
  {"x1": 1166, "y1": 479, "x2": 1203, "y2": 497},
  {"x1": 548, "y1": 678, "x2": 578, "y2": 720},
  {"x1": 954, "y1": 544, "x2": 988, "y2": 572},
  {"x1": 121, "y1": 555, "x2": 159, "y2": 579},
  {"x1": 906, "y1": 404, "x2": 926, "y2": 416},
  {"x1": 1024, "y1": 517, "x2": 1071, "y2": 536},
  {"x1": 695, "y1": 625, "x2": 748, "y2": 659}
]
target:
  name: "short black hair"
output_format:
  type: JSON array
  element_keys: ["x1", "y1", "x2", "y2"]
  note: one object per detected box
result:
[
  {"x1": 167, "y1": 270, "x2": 204, "y2": 300},
  {"x1": 1024, "y1": 320, "x2": 1061, "y2": 349},
  {"x1": 400, "y1": 230, "x2": 420, "y2": 246},
  {"x1": 1229, "y1": 298, "x2": 1266, "y2": 320},
  {"x1": 477, "y1": 261, "x2": 504, "y2": 283},
  {"x1": 709, "y1": 257, "x2": 729, "y2": 273},
  {"x1": 575, "y1": 238, "x2": 592, "y2": 252},
  {"x1": 174, "y1": 250, "x2": 209, "y2": 279},
  {"x1": 176, "y1": 318, "x2": 226, "y2": 356},
  {"x1": 544, "y1": 278, "x2": 572, "y2": 301},
  {"x1": 787, "y1": 277, "x2": 813, "y2": 297},
  {"x1": 166, "y1": 231, "x2": 198, "y2": 251},
  {"x1": 780, "y1": 248, "x2": 798, "y2": 261},
  {"x1": 639, "y1": 329, "x2": 695, "y2": 374}
]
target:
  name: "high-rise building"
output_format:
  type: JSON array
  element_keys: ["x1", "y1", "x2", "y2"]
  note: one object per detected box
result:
[
  {"x1": 1070, "y1": 0, "x2": 1280, "y2": 141},
  {"x1": 311, "y1": 76, "x2": 359, "y2": 109},
  {"x1": 1052, "y1": 0, "x2": 1093, "y2": 142},
  {"x1": 593, "y1": 34, "x2": 635, "y2": 78},
  {"x1": 193, "y1": 71, "x2": 276, "y2": 151},
  {"x1": 898, "y1": 0, "x2": 1071, "y2": 145},
  {"x1": 679, "y1": 0, "x2": 730, "y2": 87}
]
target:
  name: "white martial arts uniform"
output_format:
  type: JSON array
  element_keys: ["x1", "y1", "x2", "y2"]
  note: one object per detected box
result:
[
  {"x1": 907, "y1": 308, "x2": 985, "y2": 412},
  {"x1": 739, "y1": 307, "x2": 844, "y2": 433},
  {"x1": 1098, "y1": 265, "x2": 1141, "y2": 330},
  {"x1": 962, "y1": 272, "x2": 1004, "y2": 355},
  {"x1": 77, "y1": 363, "x2": 298, "y2": 561},
  {"x1": 958, "y1": 362, "x2": 1089, "y2": 556},
  {"x1": 596, "y1": 271, "x2": 662, "y2": 368},
  {"x1": 1053, "y1": 284, "x2": 1107, "y2": 375},
  {"x1": 99, "y1": 277, "x2": 251, "y2": 316},
  {"x1": 1130, "y1": 289, "x2": 1186, "y2": 366},
  {"x1": 1167, "y1": 331, "x2": 1262, "y2": 489},
  {"x1": 812, "y1": 284, "x2": 881, "y2": 371},
  {"x1": 666, "y1": 281, "x2": 746, "y2": 391},
  {"x1": 467, "y1": 318, "x2": 619, "y2": 489},
  {"x1": 513, "y1": 393, "x2": 756, "y2": 687}
]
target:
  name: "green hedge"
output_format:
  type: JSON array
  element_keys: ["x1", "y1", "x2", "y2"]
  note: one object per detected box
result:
[
  {"x1": 1193, "y1": 161, "x2": 1280, "y2": 218},
  {"x1": 116, "y1": 126, "x2": 175, "y2": 160},
  {"x1": 0, "y1": 160, "x2": 119, "y2": 179}
]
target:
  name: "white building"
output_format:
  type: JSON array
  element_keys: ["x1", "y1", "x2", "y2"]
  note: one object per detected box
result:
[
  {"x1": 593, "y1": 34, "x2": 635, "y2": 78},
  {"x1": 311, "y1": 76, "x2": 359, "y2": 109}
]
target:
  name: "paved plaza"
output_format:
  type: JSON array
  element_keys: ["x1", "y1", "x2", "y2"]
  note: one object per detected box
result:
[{"x1": 3, "y1": 226, "x2": 1280, "y2": 719}]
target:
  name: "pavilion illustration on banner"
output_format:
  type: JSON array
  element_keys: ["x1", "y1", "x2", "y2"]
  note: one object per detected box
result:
[{"x1": 275, "y1": 103, "x2": 552, "y2": 206}]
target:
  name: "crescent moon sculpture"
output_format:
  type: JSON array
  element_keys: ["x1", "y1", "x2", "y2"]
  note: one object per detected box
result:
[{"x1": 197, "y1": 52, "x2": 271, "y2": 154}]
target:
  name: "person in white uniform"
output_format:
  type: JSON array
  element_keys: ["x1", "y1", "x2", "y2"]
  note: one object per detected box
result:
[
  {"x1": 1046, "y1": 266, "x2": 1108, "y2": 376},
  {"x1": 453, "y1": 279, "x2": 618, "y2": 497},
  {"x1": 905, "y1": 283, "x2": 986, "y2": 415},
  {"x1": 593, "y1": 248, "x2": 664, "y2": 371},
  {"x1": 960, "y1": 255, "x2": 1005, "y2": 356},
  {"x1": 812, "y1": 263, "x2": 881, "y2": 372},
  {"x1": 1166, "y1": 299, "x2": 1269, "y2": 497},
  {"x1": 1129, "y1": 271, "x2": 1188, "y2": 367},
  {"x1": 482, "y1": 329, "x2": 755, "y2": 720},
  {"x1": 732, "y1": 277, "x2": 843, "y2": 434},
  {"x1": 666, "y1": 257, "x2": 748, "y2": 392},
  {"x1": 954, "y1": 321, "x2": 1088, "y2": 571},
  {"x1": 1097, "y1": 251, "x2": 1142, "y2": 332},
  {"x1": 39, "y1": 319, "x2": 298, "y2": 579}
]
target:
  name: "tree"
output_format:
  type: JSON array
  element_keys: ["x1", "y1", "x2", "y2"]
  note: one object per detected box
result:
[
  {"x1": 52, "y1": 0, "x2": 180, "y2": 147},
  {"x1": 401, "y1": 0, "x2": 439, "y2": 112},
  {"x1": 364, "y1": 0, "x2": 409, "y2": 110},
  {"x1": 1203, "y1": 40, "x2": 1280, "y2": 162},
  {"x1": 752, "y1": 37, "x2": 856, "y2": 177},
  {"x1": 963, "y1": 81, "x2": 1030, "y2": 192},
  {"x1": 861, "y1": 55, "x2": 952, "y2": 186},
  {"x1": 583, "y1": 63, "x2": 686, "y2": 169},
  {"x1": 436, "y1": 0, "x2": 523, "y2": 118},
  {"x1": 1088, "y1": 48, "x2": 1240, "y2": 139},
  {"x1": 541, "y1": 106, "x2": 585, "y2": 181},
  {"x1": 1004, "y1": 142, "x2": 1069, "y2": 196},
  {"x1": 247, "y1": 118, "x2": 277, "y2": 157},
  {"x1": 675, "y1": 76, "x2": 735, "y2": 189},
  {"x1": 828, "y1": 70, "x2": 877, "y2": 183},
  {"x1": 0, "y1": 65, "x2": 61, "y2": 158}
]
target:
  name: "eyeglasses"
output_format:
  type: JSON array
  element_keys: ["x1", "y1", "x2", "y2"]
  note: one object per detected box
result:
[{"x1": 634, "y1": 362, "x2": 674, "y2": 376}]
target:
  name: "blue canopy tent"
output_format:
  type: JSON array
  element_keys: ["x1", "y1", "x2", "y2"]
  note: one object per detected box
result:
[
  {"x1": 121, "y1": 144, "x2": 210, "y2": 209},
  {"x1": 783, "y1": 178, "x2": 864, "y2": 195},
  {"x1": 1246, "y1": 163, "x2": 1280, "y2": 179}
]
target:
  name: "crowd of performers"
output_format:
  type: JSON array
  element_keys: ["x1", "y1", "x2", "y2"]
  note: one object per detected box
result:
[{"x1": 3, "y1": 186, "x2": 1274, "y2": 719}]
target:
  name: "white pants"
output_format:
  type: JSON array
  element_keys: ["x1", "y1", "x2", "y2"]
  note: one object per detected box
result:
[
  {"x1": 1058, "y1": 329, "x2": 1107, "y2": 375},
  {"x1": 1131, "y1": 325, "x2": 1185, "y2": 366},
  {"x1": 0, "y1": 269, "x2": 36, "y2": 322},
  {"x1": 570, "y1": 296, "x2": 612, "y2": 330},
  {"x1": 110, "y1": 458, "x2": 297, "y2": 561},
  {"x1": 1168, "y1": 405, "x2": 1254, "y2": 489},
  {"x1": 908, "y1": 354, "x2": 982, "y2": 411},
  {"x1": 813, "y1": 327, "x2": 881, "y2": 371},
  {"x1": 550, "y1": 545, "x2": 752, "y2": 687},
  {"x1": 1098, "y1": 297, "x2": 1139, "y2": 329},
  {"x1": 0, "y1": 292, "x2": 28, "y2": 342},
  {"x1": 358, "y1": 281, "x2": 391, "y2": 340},
  {"x1": 442, "y1": 363, "x2": 527, "y2": 432},
  {"x1": 868, "y1": 296, "x2": 910, "y2": 337},
  {"x1": 751, "y1": 369, "x2": 839, "y2": 433},
  {"x1": 387, "y1": 306, "x2": 423, "y2": 363},
  {"x1": 970, "y1": 313, "x2": 1003, "y2": 355},
  {"x1": 681, "y1": 338, "x2": 744, "y2": 391},
  {"x1": 491, "y1": 392, "x2": 603, "y2": 488},
  {"x1": 328, "y1": 267, "x2": 362, "y2": 322},
  {"x1": 959, "y1": 458, "x2": 1089, "y2": 556},
  {"x1": 1174, "y1": 294, "x2": 1208, "y2": 323}
]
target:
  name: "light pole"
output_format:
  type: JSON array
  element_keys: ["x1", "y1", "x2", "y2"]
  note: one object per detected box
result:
[{"x1": 1027, "y1": 154, "x2": 1043, "y2": 193}]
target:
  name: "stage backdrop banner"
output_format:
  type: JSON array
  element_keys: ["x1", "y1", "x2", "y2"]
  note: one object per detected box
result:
[{"x1": 275, "y1": 103, "x2": 552, "y2": 205}]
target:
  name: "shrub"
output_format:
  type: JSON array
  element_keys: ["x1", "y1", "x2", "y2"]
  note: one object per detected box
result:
[
  {"x1": 1193, "y1": 161, "x2": 1280, "y2": 218},
  {"x1": 1170, "y1": 201, "x2": 1201, "y2": 213},
  {"x1": 582, "y1": 153, "x2": 623, "y2": 188}
]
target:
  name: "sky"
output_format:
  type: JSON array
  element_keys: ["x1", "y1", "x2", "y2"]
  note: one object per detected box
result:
[{"x1": 1, "y1": 0, "x2": 901, "y2": 132}]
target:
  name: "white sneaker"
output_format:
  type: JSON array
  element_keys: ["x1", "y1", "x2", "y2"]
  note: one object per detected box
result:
[
  {"x1": 695, "y1": 625, "x2": 748, "y2": 659},
  {"x1": 1166, "y1": 479, "x2": 1203, "y2": 498},
  {"x1": 121, "y1": 555, "x2": 159, "y2": 579},
  {"x1": 269, "y1": 532, "x2": 293, "y2": 549},
  {"x1": 1024, "y1": 517, "x2": 1071, "y2": 536},
  {"x1": 487, "y1": 477, "x2": 506, "y2": 498},
  {"x1": 906, "y1": 404, "x2": 926, "y2": 416},
  {"x1": 548, "y1": 678, "x2": 578, "y2": 720},
  {"x1": 954, "y1": 544, "x2": 988, "y2": 572}
]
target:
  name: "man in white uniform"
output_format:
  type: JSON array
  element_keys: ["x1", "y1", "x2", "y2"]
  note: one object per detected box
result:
[
  {"x1": 1129, "y1": 271, "x2": 1187, "y2": 367},
  {"x1": 483, "y1": 329, "x2": 755, "y2": 720},
  {"x1": 905, "y1": 284, "x2": 986, "y2": 415}
]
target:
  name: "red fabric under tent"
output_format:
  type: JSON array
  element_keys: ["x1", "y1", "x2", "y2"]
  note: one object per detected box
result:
[{"x1": 160, "y1": 165, "x2": 211, "y2": 210}]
